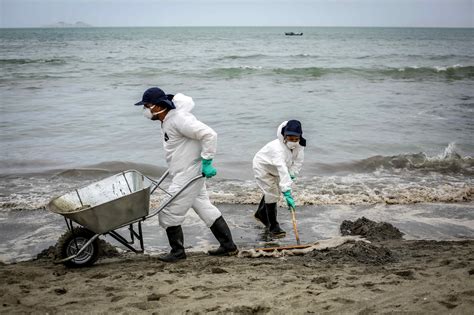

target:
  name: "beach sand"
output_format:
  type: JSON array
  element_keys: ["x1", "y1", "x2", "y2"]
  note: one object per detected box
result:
[{"x1": 1, "y1": 218, "x2": 473, "y2": 314}]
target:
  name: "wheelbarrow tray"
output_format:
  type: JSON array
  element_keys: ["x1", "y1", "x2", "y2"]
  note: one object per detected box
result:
[{"x1": 47, "y1": 170, "x2": 153, "y2": 234}]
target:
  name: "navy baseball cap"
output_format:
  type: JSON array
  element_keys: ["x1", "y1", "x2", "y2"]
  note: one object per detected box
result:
[
  {"x1": 283, "y1": 120, "x2": 303, "y2": 136},
  {"x1": 282, "y1": 120, "x2": 306, "y2": 146},
  {"x1": 134, "y1": 87, "x2": 175, "y2": 109}
]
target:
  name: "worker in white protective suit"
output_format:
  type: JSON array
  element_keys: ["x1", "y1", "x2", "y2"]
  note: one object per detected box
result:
[
  {"x1": 134, "y1": 87, "x2": 238, "y2": 262},
  {"x1": 252, "y1": 120, "x2": 306, "y2": 236}
]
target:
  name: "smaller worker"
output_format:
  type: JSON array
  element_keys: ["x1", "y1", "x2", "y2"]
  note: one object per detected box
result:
[{"x1": 252, "y1": 120, "x2": 306, "y2": 236}]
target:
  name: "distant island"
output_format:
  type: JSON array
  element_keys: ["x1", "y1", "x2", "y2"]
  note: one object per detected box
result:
[{"x1": 43, "y1": 21, "x2": 92, "y2": 28}]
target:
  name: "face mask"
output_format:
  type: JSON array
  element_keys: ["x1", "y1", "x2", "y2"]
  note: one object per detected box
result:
[
  {"x1": 286, "y1": 141, "x2": 298, "y2": 150},
  {"x1": 143, "y1": 106, "x2": 167, "y2": 119},
  {"x1": 143, "y1": 108, "x2": 154, "y2": 119}
]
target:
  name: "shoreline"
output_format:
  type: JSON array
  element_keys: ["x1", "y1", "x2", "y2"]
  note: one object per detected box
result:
[
  {"x1": 1, "y1": 202, "x2": 474, "y2": 265},
  {"x1": 1, "y1": 238, "x2": 473, "y2": 314}
]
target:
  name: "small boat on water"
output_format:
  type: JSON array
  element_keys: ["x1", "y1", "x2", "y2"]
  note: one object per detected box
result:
[{"x1": 285, "y1": 32, "x2": 303, "y2": 36}]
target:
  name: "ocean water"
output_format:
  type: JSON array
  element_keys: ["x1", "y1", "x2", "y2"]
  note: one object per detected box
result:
[{"x1": 1, "y1": 27, "x2": 473, "y2": 262}]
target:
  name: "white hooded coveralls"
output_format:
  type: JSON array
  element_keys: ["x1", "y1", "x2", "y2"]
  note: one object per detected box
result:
[
  {"x1": 252, "y1": 121, "x2": 305, "y2": 204},
  {"x1": 158, "y1": 93, "x2": 221, "y2": 228}
]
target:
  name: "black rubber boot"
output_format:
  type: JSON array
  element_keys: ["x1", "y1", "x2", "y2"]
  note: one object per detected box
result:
[
  {"x1": 254, "y1": 196, "x2": 269, "y2": 227},
  {"x1": 266, "y1": 203, "x2": 286, "y2": 237},
  {"x1": 208, "y1": 216, "x2": 238, "y2": 256},
  {"x1": 158, "y1": 226, "x2": 186, "y2": 263}
]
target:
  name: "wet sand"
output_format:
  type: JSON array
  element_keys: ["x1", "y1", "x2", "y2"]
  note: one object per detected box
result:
[{"x1": 1, "y1": 237, "x2": 473, "y2": 314}]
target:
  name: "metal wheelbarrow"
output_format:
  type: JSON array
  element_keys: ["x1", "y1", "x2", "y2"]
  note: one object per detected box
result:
[{"x1": 47, "y1": 169, "x2": 202, "y2": 267}]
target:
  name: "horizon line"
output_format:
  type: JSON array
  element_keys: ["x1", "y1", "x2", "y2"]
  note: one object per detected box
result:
[{"x1": 1, "y1": 25, "x2": 473, "y2": 29}]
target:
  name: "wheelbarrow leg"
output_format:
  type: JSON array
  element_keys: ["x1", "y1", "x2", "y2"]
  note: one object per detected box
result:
[
  {"x1": 108, "y1": 225, "x2": 144, "y2": 253},
  {"x1": 127, "y1": 222, "x2": 145, "y2": 252}
]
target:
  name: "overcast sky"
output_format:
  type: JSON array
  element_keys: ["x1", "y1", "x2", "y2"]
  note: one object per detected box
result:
[{"x1": 1, "y1": 0, "x2": 472, "y2": 28}]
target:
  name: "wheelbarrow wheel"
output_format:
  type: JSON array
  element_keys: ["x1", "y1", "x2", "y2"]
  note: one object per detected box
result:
[{"x1": 56, "y1": 227, "x2": 100, "y2": 268}]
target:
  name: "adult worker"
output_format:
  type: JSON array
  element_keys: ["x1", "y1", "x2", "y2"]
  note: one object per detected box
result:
[
  {"x1": 135, "y1": 87, "x2": 238, "y2": 262},
  {"x1": 252, "y1": 120, "x2": 306, "y2": 236}
]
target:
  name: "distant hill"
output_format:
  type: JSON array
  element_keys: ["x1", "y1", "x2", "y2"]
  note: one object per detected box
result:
[{"x1": 43, "y1": 21, "x2": 92, "y2": 28}]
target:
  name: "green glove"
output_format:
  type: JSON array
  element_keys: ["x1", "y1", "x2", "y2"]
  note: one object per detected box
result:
[
  {"x1": 201, "y1": 158, "x2": 217, "y2": 178},
  {"x1": 283, "y1": 190, "x2": 296, "y2": 209}
]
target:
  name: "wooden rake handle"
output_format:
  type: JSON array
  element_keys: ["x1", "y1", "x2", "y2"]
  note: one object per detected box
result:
[{"x1": 290, "y1": 206, "x2": 301, "y2": 245}]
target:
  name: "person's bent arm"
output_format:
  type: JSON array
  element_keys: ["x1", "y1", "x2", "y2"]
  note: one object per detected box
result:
[
  {"x1": 274, "y1": 160, "x2": 293, "y2": 193},
  {"x1": 176, "y1": 113, "x2": 218, "y2": 178},
  {"x1": 289, "y1": 149, "x2": 304, "y2": 179},
  {"x1": 176, "y1": 113, "x2": 217, "y2": 159}
]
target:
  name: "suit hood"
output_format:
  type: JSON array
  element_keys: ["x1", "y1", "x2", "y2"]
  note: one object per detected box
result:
[{"x1": 172, "y1": 93, "x2": 195, "y2": 113}]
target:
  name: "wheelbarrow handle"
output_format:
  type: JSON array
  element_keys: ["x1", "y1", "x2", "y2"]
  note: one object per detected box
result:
[{"x1": 145, "y1": 173, "x2": 204, "y2": 219}]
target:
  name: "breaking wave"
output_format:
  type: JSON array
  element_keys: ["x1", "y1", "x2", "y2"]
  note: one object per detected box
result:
[
  {"x1": 1, "y1": 145, "x2": 472, "y2": 211},
  {"x1": 3, "y1": 171, "x2": 472, "y2": 212},
  {"x1": 217, "y1": 54, "x2": 267, "y2": 60},
  {"x1": 199, "y1": 174, "x2": 473, "y2": 207},
  {"x1": 210, "y1": 65, "x2": 474, "y2": 80},
  {"x1": 218, "y1": 53, "x2": 473, "y2": 62},
  {"x1": 54, "y1": 161, "x2": 167, "y2": 178},
  {"x1": 217, "y1": 53, "x2": 319, "y2": 61},
  {"x1": 0, "y1": 58, "x2": 66, "y2": 65},
  {"x1": 356, "y1": 54, "x2": 474, "y2": 61},
  {"x1": 317, "y1": 143, "x2": 474, "y2": 176},
  {"x1": 0, "y1": 160, "x2": 167, "y2": 177}
]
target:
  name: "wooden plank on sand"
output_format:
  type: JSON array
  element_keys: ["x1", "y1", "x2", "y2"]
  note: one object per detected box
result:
[{"x1": 254, "y1": 244, "x2": 312, "y2": 252}]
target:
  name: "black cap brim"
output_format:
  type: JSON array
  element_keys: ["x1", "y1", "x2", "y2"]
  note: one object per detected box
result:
[
  {"x1": 284, "y1": 131, "x2": 302, "y2": 136},
  {"x1": 134, "y1": 96, "x2": 175, "y2": 108}
]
